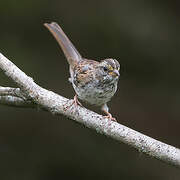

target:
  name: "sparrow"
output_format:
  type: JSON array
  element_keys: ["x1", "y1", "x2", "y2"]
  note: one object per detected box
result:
[{"x1": 44, "y1": 22, "x2": 120, "y2": 121}]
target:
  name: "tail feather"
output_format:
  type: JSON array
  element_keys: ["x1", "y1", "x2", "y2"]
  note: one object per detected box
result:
[{"x1": 44, "y1": 22, "x2": 82, "y2": 67}]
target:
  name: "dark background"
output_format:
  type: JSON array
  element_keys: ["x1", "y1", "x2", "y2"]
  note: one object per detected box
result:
[{"x1": 0, "y1": 0, "x2": 180, "y2": 179}]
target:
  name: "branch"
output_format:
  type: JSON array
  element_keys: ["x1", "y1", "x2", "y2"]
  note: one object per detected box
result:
[
  {"x1": 0, "y1": 86, "x2": 35, "y2": 107},
  {"x1": 0, "y1": 53, "x2": 180, "y2": 168},
  {"x1": 0, "y1": 86, "x2": 23, "y2": 97},
  {"x1": 0, "y1": 95, "x2": 35, "y2": 108}
]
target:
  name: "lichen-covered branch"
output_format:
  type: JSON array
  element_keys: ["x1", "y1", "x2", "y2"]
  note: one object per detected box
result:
[
  {"x1": 0, "y1": 86, "x2": 26, "y2": 98},
  {"x1": 0, "y1": 95, "x2": 35, "y2": 108},
  {"x1": 0, "y1": 53, "x2": 180, "y2": 168}
]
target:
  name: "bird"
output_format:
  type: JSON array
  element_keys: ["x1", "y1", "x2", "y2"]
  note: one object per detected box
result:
[{"x1": 44, "y1": 22, "x2": 120, "y2": 121}]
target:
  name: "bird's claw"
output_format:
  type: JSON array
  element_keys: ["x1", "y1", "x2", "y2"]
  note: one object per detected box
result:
[{"x1": 103, "y1": 112, "x2": 117, "y2": 122}]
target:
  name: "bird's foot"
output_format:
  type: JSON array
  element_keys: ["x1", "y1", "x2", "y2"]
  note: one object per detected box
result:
[
  {"x1": 64, "y1": 94, "x2": 82, "y2": 111},
  {"x1": 103, "y1": 112, "x2": 117, "y2": 122},
  {"x1": 72, "y1": 94, "x2": 82, "y2": 107},
  {"x1": 101, "y1": 104, "x2": 117, "y2": 122}
]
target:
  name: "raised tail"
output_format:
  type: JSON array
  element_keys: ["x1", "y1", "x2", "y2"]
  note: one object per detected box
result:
[{"x1": 44, "y1": 22, "x2": 82, "y2": 67}]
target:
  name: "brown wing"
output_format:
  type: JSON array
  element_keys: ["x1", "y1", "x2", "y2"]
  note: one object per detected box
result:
[
  {"x1": 44, "y1": 22, "x2": 82, "y2": 68},
  {"x1": 74, "y1": 59, "x2": 99, "y2": 86}
]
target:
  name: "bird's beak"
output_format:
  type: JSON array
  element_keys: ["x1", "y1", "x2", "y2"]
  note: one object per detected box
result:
[{"x1": 110, "y1": 69, "x2": 120, "y2": 77}]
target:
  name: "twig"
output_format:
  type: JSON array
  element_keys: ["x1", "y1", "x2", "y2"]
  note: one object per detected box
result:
[
  {"x1": 0, "y1": 86, "x2": 25, "y2": 98},
  {"x1": 0, "y1": 95, "x2": 35, "y2": 108},
  {"x1": 0, "y1": 53, "x2": 180, "y2": 168}
]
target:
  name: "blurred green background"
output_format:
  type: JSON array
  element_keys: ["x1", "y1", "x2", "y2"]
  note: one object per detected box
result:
[{"x1": 0, "y1": 0, "x2": 180, "y2": 179}]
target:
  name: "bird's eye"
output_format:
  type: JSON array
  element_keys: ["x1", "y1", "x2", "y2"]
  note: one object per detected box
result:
[{"x1": 103, "y1": 67, "x2": 108, "y2": 72}]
